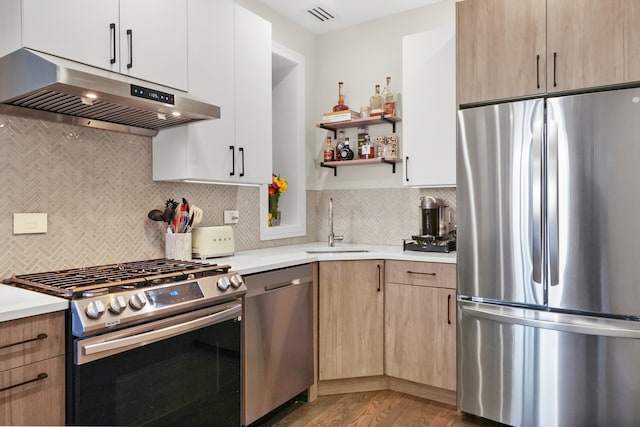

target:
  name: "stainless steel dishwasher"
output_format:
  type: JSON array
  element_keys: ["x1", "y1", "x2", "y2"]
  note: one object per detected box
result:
[{"x1": 243, "y1": 264, "x2": 314, "y2": 426}]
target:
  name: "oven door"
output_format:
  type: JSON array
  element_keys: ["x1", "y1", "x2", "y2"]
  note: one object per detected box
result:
[{"x1": 69, "y1": 301, "x2": 241, "y2": 427}]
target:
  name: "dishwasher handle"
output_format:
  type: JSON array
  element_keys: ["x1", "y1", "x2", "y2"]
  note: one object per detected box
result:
[{"x1": 264, "y1": 278, "x2": 305, "y2": 292}]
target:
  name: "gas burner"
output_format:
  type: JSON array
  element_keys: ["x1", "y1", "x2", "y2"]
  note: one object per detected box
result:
[
  {"x1": 82, "y1": 288, "x2": 109, "y2": 298},
  {"x1": 403, "y1": 237, "x2": 456, "y2": 253}
]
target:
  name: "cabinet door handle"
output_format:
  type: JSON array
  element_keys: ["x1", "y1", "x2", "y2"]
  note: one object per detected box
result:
[
  {"x1": 0, "y1": 333, "x2": 47, "y2": 350},
  {"x1": 405, "y1": 156, "x2": 409, "y2": 182},
  {"x1": 0, "y1": 373, "x2": 48, "y2": 393},
  {"x1": 407, "y1": 270, "x2": 436, "y2": 276},
  {"x1": 126, "y1": 29, "x2": 133, "y2": 69},
  {"x1": 229, "y1": 145, "x2": 235, "y2": 176},
  {"x1": 377, "y1": 264, "x2": 381, "y2": 292},
  {"x1": 447, "y1": 294, "x2": 452, "y2": 325},
  {"x1": 553, "y1": 51, "x2": 557, "y2": 87},
  {"x1": 536, "y1": 54, "x2": 540, "y2": 89},
  {"x1": 110, "y1": 23, "x2": 116, "y2": 64},
  {"x1": 239, "y1": 147, "x2": 245, "y2": 177}
]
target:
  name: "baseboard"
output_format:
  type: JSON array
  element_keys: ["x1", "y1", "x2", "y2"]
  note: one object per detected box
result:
[{"x1": 388, "y1": 377, "x2": 456, "y2": 406}]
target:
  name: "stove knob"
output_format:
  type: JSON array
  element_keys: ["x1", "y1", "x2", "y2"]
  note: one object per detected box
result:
[
  {"x1": 230, "y1": 274, "x2": 243, "y2": 289},
  {"x1": 85, "y1": 300, "x2": 106, "y2": 319},
  {"x1": 217, "y1": 276, "x2": 230, "y2": 291},
  {"x1": 109, "y1": 296, "x2": 127, "y2": 314},
  {"x1": 129, "y1": 292, "x2": 147, "y2": 310}
]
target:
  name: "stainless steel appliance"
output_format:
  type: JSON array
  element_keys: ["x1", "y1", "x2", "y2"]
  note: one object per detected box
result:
[
  {"x1": 243, "y1": 264, "x2": 313, "y2": 426},
  {"x1": 403, "y1": 196, "x2": 456, "y2": 253},
  {"x1": 4, "y1": 258, "x2": 245, "y2": 426},
  {"x1": 457, "y1": 87, "x2": 640, "y2": 427},
  {"x1": 0, "y1": 48, "x2": 220, "y2": 136}
]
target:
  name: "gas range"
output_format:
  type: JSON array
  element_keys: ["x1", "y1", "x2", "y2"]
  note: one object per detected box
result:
[
  {"x1": 403, "y1": 235, "x2": 456, "y2": 253},
  {"x1": 3, "y1": 258, "x2": 246, "y2": 337}
]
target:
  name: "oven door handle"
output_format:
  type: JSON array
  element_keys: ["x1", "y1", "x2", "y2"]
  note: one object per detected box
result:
[{"x1": 80, "y1": 304, "x2": 241, "y2": 360}]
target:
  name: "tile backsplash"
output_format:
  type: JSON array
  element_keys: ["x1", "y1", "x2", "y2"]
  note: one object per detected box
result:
[{"x1": 0, "y1": 113, "x2": 454, "y2": 278}]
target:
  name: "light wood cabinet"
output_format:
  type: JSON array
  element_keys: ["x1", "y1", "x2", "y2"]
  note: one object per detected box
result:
[
  {"x1": 318, "y1": 260, "x2": 384, "y2": 381},
  {"x1": 0, "y1": 311, "x2": 65, "y2": 426},
  {"x1": 385, "y1": 261, "x2": 456, "y2": 391},
  {"x1": 457, "y1": 0, "x2": 640, "y2": 105}
]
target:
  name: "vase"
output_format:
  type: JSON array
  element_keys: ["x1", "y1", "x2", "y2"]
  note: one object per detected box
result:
[{"x1": 269, "y1": 210, "x2": 281, "y2": 226}]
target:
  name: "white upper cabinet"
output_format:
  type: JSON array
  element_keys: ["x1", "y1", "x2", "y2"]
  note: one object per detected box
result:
[
  {"x1": 402, "y1": 0, "x2": 456, "y2": 187},
  {"x1": 21, "y1": 0, "x2": 188, "y2": 90},
  {"x1": 152, "y1": 0, "x2": 272, "y2": 185}
]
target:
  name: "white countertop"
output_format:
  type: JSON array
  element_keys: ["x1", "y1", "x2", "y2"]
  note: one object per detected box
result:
[
  {"x1": 207, "y1": 242, "x2": 456, "y2": 275},
  {"x1": 0, "y1": 286, "x2": 68, "y2": 323}
]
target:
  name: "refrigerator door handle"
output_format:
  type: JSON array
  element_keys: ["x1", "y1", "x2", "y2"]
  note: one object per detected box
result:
[
  {"x1": 548, "y1": 120, "x2": 559, "y2": 286},
  {"x1": 460, "y1": 301, "x2": 640, "y2": 339},
  {"x1": 532, "y1": 120, "x2": 543, "y2": 284}
]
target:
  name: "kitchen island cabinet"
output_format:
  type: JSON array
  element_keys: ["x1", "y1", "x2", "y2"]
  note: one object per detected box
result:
[
  {"x1": 21, "y1": 0, "x2": 188, "y2": 90},
  {"x1": 457, "y1": 0, "x2": 640, "y2": 106},
  {"x1": 385, "y1": 261, "x2": 456, "y2": 397},
  {"x1": 318, "y1": 260, "x2": 384, "y2": 381},
  {"x1": 152, "y1": 0, "x2": 272, "y2": 185},
  {"x1": 0, "y1": 311, "x2": 65, "y2": 426}
]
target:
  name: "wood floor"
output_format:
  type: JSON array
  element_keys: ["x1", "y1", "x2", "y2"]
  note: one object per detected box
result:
[{"x1": 261, "y1": 390, "x2": 502, "y2": 427}]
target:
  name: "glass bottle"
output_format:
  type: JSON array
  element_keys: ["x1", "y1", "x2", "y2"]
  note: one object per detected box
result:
[
  {"x1": 323, "y1": 134, "x2": 334, "y2": 162},
  {"x1": 381, "y1": 76, "x2": 395, "y2": 116},
  {"x1": 335, "y1": 130, "x2": 346, "y2": 160},
  {"x1": 332, "y1": 81, "x2": 349, "y2": 112},
  {"x1": 357, "y1": 126, "x2": 374, "y2": 159},
  {"x1": 339, "y1": 137, "x2": 354, "y2": 160},
  {"x1": 369, "y1": 84, "x2": 383, "y2": 117}
]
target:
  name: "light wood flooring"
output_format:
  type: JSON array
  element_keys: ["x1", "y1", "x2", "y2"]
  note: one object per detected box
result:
[{"x1": 256, "y1": 390, "x2": 503, "y2": 427}]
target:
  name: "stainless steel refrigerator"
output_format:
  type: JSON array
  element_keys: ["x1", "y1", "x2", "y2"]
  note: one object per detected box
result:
[{"x1": 457, "y1": 87, "x2": 640, "y2": 427}]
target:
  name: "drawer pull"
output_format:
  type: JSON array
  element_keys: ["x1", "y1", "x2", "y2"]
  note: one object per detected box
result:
[
  {"x1": 0, "y1": 372, "x2": 48, "y2": 393},
  {"x1": 406, "y1": 270, "x2": 436, "y2": 276},
  {"x1": 447, "y1": 294, "x2": 452, "y2": 325},
  {"x1": 0, "y1": 333, "x2": 47, "y2": 350}
]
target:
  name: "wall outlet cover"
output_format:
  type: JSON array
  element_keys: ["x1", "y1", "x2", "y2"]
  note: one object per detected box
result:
[{"x1": 13, "y1": 213, "x2": 48, "y2": 234}]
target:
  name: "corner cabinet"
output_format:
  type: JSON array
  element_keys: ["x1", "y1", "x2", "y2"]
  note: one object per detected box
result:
[
  {"x1": 152, "y1": 0, "x2": 272, "y2": 185},
  {"x1": 385, "y1": 260, "x2": 456, "y2": 392},
  {"x1": 402, "y1": 0, "x2": 456, "y2": 187},
  {"x1": 457, "y1": 0, "x2": 640, "y2": 106},
  {"x1": 0, "y1": 312, "x2": 65, "y2": 426},
  {"x1": 318, "y1": 260, "x2": 384, "y2": 380},
  {"x1": 21, "y1": 0, "x2": 188, "y2": 90}
]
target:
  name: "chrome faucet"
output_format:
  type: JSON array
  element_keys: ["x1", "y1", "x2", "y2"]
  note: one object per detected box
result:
[{"x1": 328, "y1": 198, "x2": 343, "y2": 247}]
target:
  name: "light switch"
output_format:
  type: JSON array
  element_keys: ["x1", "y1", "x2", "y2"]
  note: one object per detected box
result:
[
  {"x1": 13, "y1": 213, "x2": 48, "y2": 234},
  {"x1": 223, "y1": 210, "x2": 239, "y2": 224}
]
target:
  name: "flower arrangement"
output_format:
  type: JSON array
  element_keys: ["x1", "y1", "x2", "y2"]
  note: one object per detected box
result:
[{"x1": 268, "y1": 174, "x2": 287, "y2": 226}]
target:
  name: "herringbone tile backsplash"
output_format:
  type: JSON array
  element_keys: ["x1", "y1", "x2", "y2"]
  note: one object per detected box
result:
[{"x1": 0, "y1": 113, "x2": 454, "y2": 278}]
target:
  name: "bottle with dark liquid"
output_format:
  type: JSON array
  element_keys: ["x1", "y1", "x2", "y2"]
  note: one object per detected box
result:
[
  {"x1": 338, "y1": 137, "x2": 354, "y2": 160},
  {"x1": 323, "y1": 134, "x2": 334, "y2": 161},
  {"x1": 333, "y1": 81, "x2": 349, "y2": 112}
]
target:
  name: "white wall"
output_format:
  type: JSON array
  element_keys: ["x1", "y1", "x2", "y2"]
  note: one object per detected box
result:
[{"x1": 312, "y1": 0, "x2": 456, "y2": 190}]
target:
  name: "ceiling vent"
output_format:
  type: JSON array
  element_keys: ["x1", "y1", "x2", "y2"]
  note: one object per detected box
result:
[{"x1": 306, "y1": 6, "x2": 336, "y2": 23}]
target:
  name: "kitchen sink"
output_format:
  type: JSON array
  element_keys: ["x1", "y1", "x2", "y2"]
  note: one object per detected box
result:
[{"x1": 304, "y1": 247, "x2": 369, "y2": 254}]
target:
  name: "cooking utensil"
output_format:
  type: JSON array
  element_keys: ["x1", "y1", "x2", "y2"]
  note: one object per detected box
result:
[{"x1": 147, "y1": 209, "x2": 164, "y2": 222}]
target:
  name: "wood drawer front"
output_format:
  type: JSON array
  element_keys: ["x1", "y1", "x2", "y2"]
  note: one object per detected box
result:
[
  {"x1": 386, "y1": 261, "x2": 455, "y2": 289},
  {"x1": 0, "y1": 312, "x2": 65, "y2": 372},
  {"x1": 0, "y1": 355, "x2": 65, "y2": 426}
]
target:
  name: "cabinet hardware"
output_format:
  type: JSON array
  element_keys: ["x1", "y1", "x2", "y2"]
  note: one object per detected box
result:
[
  {"x1": 536, "y1": 54, "x2": 540, "y2": 89},
  {"x1": 407, "y1": 270, "x2": 436, "y2": 276},
  {"x1": 126, "y1": 29, "x2": 133, "y2": 69},
  {"x1": 110, "y1": 23, "x2": 116, "y2": 64},
  {"x1": 377, "y1": 264, "x2": 381, "y2": 292},
  {"x1": 447, "y1": 294, "x2": 452, "y2": 325},
  {"x1": 239, "y1": 147, "x2": 245, "y2": 177},
  {"x1": 405, "y1": 156, "x2": 410, "y2": 182},
  {"x1": 229, "y1": 145, "x2": 235, "y2": 176},
  {"x1": 0, "y1": 373, "x2": 48, "y2": 393},
  {"x1": 553, "y1": 52, "x2": 557, "y2": 87},
  {"x1": 0, "y1": 333, "x2": 47, "y2": 350}
]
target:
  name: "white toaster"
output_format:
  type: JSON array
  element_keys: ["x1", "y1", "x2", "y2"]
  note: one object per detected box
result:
[{"x1": 191, "y1": 226, "x2": 235, "y2": 259}]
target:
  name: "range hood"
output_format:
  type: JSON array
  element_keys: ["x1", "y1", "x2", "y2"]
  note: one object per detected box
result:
[{"x1": 0, "y1": 49, "x2": 220, "y2": 137}]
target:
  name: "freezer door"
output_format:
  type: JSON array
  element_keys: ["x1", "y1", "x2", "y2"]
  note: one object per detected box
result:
[
  {"x1": 458, "y1": 300, "x2": 640, "y2": 427},
  {"x1": 548, "y1": 88, "x2": 640, "y2": 317},
  {"x1": 457, "y1": 100, "x2": 544, "y2": 305}
]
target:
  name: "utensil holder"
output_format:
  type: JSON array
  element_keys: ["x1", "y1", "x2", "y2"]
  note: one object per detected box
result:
[{"x1": 165, "y1": 233, "x2": 192, "y2": 261}]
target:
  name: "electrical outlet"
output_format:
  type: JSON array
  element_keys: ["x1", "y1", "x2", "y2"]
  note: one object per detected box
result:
[
  {"x1": 223, "y1": 210, "x2": 239, "y2": 224},
  {"x1": 13, "y1": 213, "x2": 47, "y2": 234}
]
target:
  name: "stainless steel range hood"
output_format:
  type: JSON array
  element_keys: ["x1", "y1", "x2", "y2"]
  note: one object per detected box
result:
[{"x1": 0, "y1": 48, "x2": 220, "y2": 137}]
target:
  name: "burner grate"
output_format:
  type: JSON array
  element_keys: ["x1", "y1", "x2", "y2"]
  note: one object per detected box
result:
[{"x1": 3, "y1": 258, "x2": 230, "y2": 299}]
